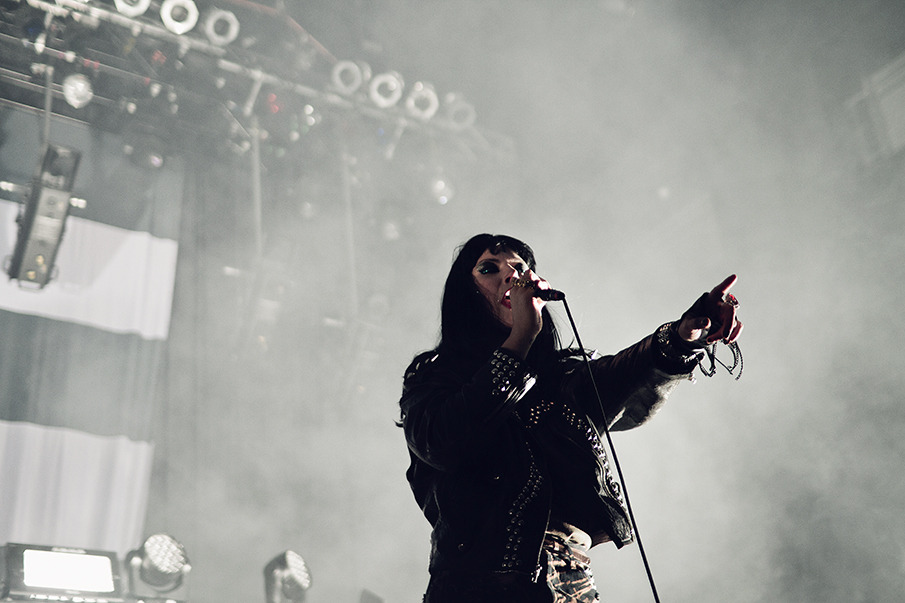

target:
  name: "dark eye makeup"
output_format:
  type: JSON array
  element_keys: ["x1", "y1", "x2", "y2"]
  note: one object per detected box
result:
[
  {"x1": 476, "y1": 262, "x2": 499, "y2": 275},
  {"x1": 475, "y1": 260, "x2": 528, "y2": 276}
]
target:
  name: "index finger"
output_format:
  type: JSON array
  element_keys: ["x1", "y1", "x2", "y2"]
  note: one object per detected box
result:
[{"x1": 710, "y1": 274, "x2": 738, "y2": 298}]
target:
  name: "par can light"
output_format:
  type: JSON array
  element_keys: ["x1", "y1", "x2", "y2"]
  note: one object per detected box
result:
[
  {"x1": 113, "y1": 0, "x2": 151, "y2": 18},
  {"x1": 62, "y1": 73, "x2": 93, "y2": 109},
  {"x1": 202, "y1": 8, "x2": 240, "y2": 46},
  {"x1": 368, "y1": 71, "x2": 404, "y2": 109},
  {"x1": 331, "y1": 60, "x2": 370, "y2": 96},
  {"x1": 405, "y1": 81, "x2": 439, "y2": 121},
  {"x1": 159, "y1": 0, "x2": 199, "y2": 35},
  {"x1": 443, "y1": 93, "x2": 477, "y2": 130}
]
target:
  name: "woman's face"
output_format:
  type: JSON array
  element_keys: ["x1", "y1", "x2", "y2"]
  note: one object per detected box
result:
[{"x1": 472, "y1": 248, "x2": 530, "y2": 328}]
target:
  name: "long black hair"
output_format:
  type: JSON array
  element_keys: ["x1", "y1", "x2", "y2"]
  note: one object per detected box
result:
[{"x1": 436, "y1": 234, "x2": 561, "y2": 371}]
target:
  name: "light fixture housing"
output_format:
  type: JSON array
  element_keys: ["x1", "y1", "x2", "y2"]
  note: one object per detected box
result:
[
  {"x1": 62, "y1": 73, "x2": 93, "y2": 109},
  {"x1": 331, "y1": 60, "x2": 370, "y2": 96},
  {"x1": 264, "y1": 550, "x2": 311, "y2": 603},
  {"x1": 404, "y1": 82, "x2": 439, "y2": 121},
  {"x1": 125, "y1": 534, "x2": 191, "y2": 602},
  {"x1": 442, "y1": 93, "x2": 477, "y2": 130},
  {"x1": 368, "y1": 71, "x2": 404, "y2": 109},
  {"x1": 202, "y1": 8, "x2": 240, "y2": 46},
  {"x1": 6, "y1": 143, "x2": 81, "y2": 289},
  {"x1": 113, "y1": 0, "x2": 151, "y2": 18},
  {"x1": 159, "y1": 0, "x2": 199, "y2": 35},
  {"x1": 0, "y1": 543, "x2": 124, "y2": 603}
]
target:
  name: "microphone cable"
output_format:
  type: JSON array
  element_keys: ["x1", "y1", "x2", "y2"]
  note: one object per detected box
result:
[{"x1": 556, "y1": 293, "x2": 663, "y2": 603}]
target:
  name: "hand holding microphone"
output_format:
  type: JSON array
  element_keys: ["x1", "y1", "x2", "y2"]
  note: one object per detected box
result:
[{"x1": 511, "y1": 276, "x2": 565, "y2": 301}]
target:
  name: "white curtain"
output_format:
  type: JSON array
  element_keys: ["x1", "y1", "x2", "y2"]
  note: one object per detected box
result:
[
  {"x1": 0, "y1": 420, "x2": 153, "y2": 556},
  {"x1": 0, "y1": 200, "x2": 178, "y2": 341}
]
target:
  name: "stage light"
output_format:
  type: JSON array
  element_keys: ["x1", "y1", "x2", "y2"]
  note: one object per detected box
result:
[
  {"x1": 62, "y1": 73, "x2": 93, "y2": 109},
  {"x1": 113, "y1": 0, "x2": 151, "y2": 18},
  {"x1": 331, "y1": 60, "x2": 370, "y2": 96},
  {"x1": 159, "y1": 0, "x2": 199, "y2": 35},
  {"x1": 125, "y1": 534, "x2": 190, "y2": 602},
  {"x1": 0, "y1": 543, "x2": 124, "y2": 603},
  {"x1": 404, "y1": 81, "x2": 439, "y2": 121},
  {"x1": 264, "y1": 550, "x2": 311, "y2": 603},
  {"x1": 368, "y1": 71, "x2": 404, "y2": 109},
  {"x1": 202, "y1": 8, "x2": 240, "y2": 46},
  {"x1": 443, "y1": 93, "x2": 477, "y2": 130},
  {"x1": 6, "y1": 144, "x2": 81, "y2": 289}
]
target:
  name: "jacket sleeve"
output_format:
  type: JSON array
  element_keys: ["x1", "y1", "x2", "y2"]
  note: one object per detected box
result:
[
  {"x1": 563, "y1": 323, "x2": 703, "y2": 432},
  {"x1": 400, "y1": 349, "x2": 536, "y2": 472}
]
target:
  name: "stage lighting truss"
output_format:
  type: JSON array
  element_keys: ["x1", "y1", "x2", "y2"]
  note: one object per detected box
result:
[
  {"x1": 125, "y1": 534, "x2": 191, "y2": 602},
  {"x1": 0, "y1": 0, "x2": 504, "y2": 163},
  {"x1": 264, "y1": 550, "x2": 311, "y2": 603},
  {"x1": 846, "y1": 49, "x2": 905, "y2": 164}
]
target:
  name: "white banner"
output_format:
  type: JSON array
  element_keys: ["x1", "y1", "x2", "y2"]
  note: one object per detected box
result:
[
  {"x1": 0, "y1": 200, "x2": 177, "y2": 340},
  {"x1": 0, "y1": 420, "x2": 154, "y2": 556}
]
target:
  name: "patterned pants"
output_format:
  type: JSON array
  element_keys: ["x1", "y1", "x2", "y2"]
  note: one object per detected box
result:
[
  {"x1": 541, "y1": 527, "x2": 600, "y2": 602},
  {"x1": 422, "y1": 526, "x2": 600, "y2": 602}
]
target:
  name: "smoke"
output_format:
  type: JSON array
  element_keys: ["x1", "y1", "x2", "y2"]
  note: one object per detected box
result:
[{"x1": 38, "y1": 1, "x2": 895, "y2": 602}]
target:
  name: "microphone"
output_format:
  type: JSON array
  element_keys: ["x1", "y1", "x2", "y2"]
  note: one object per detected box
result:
[{"x1": 534, "y1": 288, "x2": 565, "y2": 301}]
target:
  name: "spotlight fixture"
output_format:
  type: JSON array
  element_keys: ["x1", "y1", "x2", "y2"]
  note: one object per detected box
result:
[
  {"x1": 202, "y1": 8, "x2": 240, "y2": 46},
  {"x1": 443, "y1": 93, "x2": 477, "y2": 130},
  {"x1": 404, "y1": 81, "x2": 439, "y2": 121},
  {"x1": 368, "y1": 71, "x2": 404, "y2": 109},
  {"x1": 330, "y1": 60, "x2": 370, "y2": 96},
  {"x1": 159, "y1": 0, "x2": 199, "y2": 35},
  {"x1": 113, "y1": 0, "x2": 151, "y2": 18},
  {"x1": 7, "y1": 144, "x2": 81, "y2": 289},
  {"x1": 0, "y1": 543, "x2": 124, "y2": 603},
  {"x1": 264, "y1": 550, "x2": 311, "y2": 603},
  {"x1": 61, "y1": 73, "x2": 93, "y2": 109},
  {"x1": 125, "y1": 534, "x2": 191, "y2": 602}
]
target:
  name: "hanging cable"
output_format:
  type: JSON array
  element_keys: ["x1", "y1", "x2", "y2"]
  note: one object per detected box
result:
[
  {"x1": 559, "y1": 296, "x2": 662, "y2": 603},
  {"x1": 42, "y1": 64, "x2": 54, "y2": 146},
  {"x1": 553, "y1": 291, "x2": 743, "y2": 602}
]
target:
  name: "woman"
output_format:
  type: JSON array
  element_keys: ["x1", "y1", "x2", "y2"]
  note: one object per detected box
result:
[{"x1": 399, "y1": 234, "x2": 742, "y2": 602}]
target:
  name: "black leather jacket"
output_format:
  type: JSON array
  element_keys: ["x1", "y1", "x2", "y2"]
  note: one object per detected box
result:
[{"x1": 400, "y1": 323, "x2": 699, "y2": 579}]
